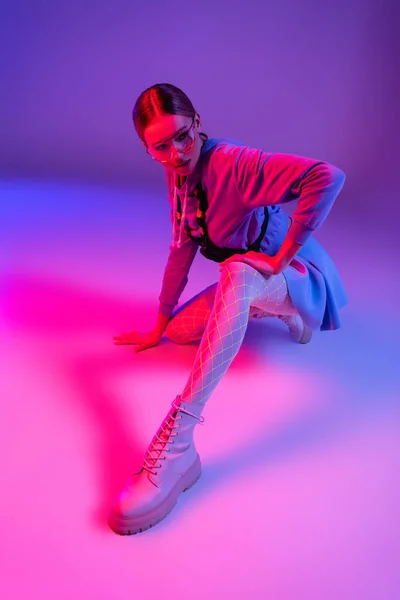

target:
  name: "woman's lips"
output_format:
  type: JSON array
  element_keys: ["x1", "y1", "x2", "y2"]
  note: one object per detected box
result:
[{"x1": 175, "y1": 160, "x2": 191, "y2": 169}]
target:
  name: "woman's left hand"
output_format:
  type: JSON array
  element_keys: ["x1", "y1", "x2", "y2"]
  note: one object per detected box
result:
[{"x1": 219, "y1": 251, "x2": 283, "y2": 276}]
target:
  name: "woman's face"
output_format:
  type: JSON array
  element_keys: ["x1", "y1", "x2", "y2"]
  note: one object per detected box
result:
[{"x1": 143, "y1": 113, "x2": 203, "y2": 176}]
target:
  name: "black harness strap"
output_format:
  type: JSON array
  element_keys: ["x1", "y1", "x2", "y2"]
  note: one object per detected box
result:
[{"x1": 176, "y1": 181, "x2": 269, "y2": 264}]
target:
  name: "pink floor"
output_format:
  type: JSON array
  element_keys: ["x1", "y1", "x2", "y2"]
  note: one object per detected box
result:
[{"x1": 1, "y1": 179, "x2": 399, "y2": 599}]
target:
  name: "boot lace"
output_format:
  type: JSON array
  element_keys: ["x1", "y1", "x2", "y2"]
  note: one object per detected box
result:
[
  {"x1": 142, "y1": 398, "x2": 204, "y2": 476},
  {"x1": 277, "y1": 314, "x2": 304, "y2": 340},
  {"x1": 277, "y1": 314, "x2": 292, "y2": 327}
]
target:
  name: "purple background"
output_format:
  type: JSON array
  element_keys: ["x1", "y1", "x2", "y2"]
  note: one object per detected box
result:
[
  {"x1": 1, "y1": 2, "x2": 399, "y2": 599},
  {"x1": 1, "y1": 0, "x2": 399, "y2": 218}
]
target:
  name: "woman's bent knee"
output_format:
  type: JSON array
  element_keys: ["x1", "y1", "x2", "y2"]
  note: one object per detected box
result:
[
  {"x1": 219, "y1": 260, "x2": 266, "y2": 285},
  {"x1": 165, "y1": 323, "x2": 199, "y2": 344}
]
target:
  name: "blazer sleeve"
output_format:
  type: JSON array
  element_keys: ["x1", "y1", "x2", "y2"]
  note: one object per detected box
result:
[{"x1": 232, "y1": 146, "x2": 346, "y2": 245}]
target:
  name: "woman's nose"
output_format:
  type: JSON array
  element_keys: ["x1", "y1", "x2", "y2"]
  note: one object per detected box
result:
[{"x1": 170, "y1": 145, "x2": 185, "y2": 162}]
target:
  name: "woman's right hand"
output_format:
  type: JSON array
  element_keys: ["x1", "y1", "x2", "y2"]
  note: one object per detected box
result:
[{"x1": 113, "y1": 329, "x2": 162, "y2": 353}]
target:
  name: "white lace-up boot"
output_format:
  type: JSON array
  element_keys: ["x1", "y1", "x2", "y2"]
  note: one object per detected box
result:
[
  {"x1": 249, "y1": 306, "x2": 275, "y2": 320},
  {"x1": 277, "y1": 313, "x2": 313, "y2": 344},
  {"x1": 109, "y1": 396, "x2": 204, "y2": 535}
]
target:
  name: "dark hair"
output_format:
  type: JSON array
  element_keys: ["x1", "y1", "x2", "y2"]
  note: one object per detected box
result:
[{"x1": 132, "y1": 83, "x2": 202, "y2": 143}]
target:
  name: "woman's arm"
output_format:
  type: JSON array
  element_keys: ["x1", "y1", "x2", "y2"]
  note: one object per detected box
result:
[
  {"x1": 157, "y1": 201, "x2": 199, "y2": 320},
  {"x1": 218, "y1": 147, "x2": 346, "y2": 275},
  {"x1": 232, "y1": 147, "x2": 346, "y2": 246},
  {"x1": 154, "y1": 312, "x2": 171, "y2": 336},
  {"x1": 272, "y1": 236, "x2": 303, "y2": 272},
  {"x1": 158, "y1": 235, "x2": 199, "y2": 318}
]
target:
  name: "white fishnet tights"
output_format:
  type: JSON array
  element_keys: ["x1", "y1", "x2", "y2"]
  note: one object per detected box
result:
[{"x1": 165, "y1": 261, "x2": 298, "y2": 405}]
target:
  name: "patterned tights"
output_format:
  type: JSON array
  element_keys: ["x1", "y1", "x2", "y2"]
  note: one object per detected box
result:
[{"x1": 164, "y1": 262, "x2": 298, "y2": 406}]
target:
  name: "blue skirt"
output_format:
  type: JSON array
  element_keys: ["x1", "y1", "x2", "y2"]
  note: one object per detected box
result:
[{"x1": 283, "y1": 237, "x2": 348, "y2": 331}]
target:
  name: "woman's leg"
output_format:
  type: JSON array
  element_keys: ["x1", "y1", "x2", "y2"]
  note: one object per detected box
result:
[
  {"x1": 164, "y1": 265, "x2": 309, "y2": 346},
  {"x1": 109, "y1": 262, "x2": 299, "y2": 535},
  {"x1": 180, "y1": 261, "x2": 297, "y2": 406},
  {"x1": 165, "y1": 283, "x2": 217, "y2": 344}
]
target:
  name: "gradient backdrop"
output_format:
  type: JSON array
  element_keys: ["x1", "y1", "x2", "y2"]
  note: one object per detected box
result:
[{"x1": 1, "y1": 1, "x2": 399, "y2": 599}]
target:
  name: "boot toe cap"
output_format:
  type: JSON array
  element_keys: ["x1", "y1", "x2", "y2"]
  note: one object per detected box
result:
[{"x1": 111, "y1": 473, "x2": 159, "y2": 518}]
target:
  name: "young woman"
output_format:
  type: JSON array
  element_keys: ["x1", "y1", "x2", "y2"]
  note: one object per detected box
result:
[{"x1": 109, "y1": 83, "x2": 348, "y2": 535}]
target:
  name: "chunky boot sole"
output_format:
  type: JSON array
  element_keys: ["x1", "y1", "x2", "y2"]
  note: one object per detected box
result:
[{"x1": 108, "y1": 454, "x2": 202, "y2": 535}]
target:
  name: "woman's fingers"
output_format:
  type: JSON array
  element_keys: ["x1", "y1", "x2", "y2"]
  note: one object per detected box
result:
[
  {"x1": 114, "y1": 330, "x2": 161, "y2": 351},
  {"x1": 113, "y1": 333, "x2": 131, "y2": 340},
  {"x1": 113, "y1": 332, "x2": 142, "y2": 345},
  {"x1": 113, "y1": 331, "x2": 140, "y2": 338}
]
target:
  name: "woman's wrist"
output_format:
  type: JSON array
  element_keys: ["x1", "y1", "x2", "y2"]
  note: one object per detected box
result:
[
  {"x1": 273, "y1": 236, "x2": 303, "y2": 271},
  {"x1": 154, "y1": 312, "x2": 170, "y2": 335}
]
